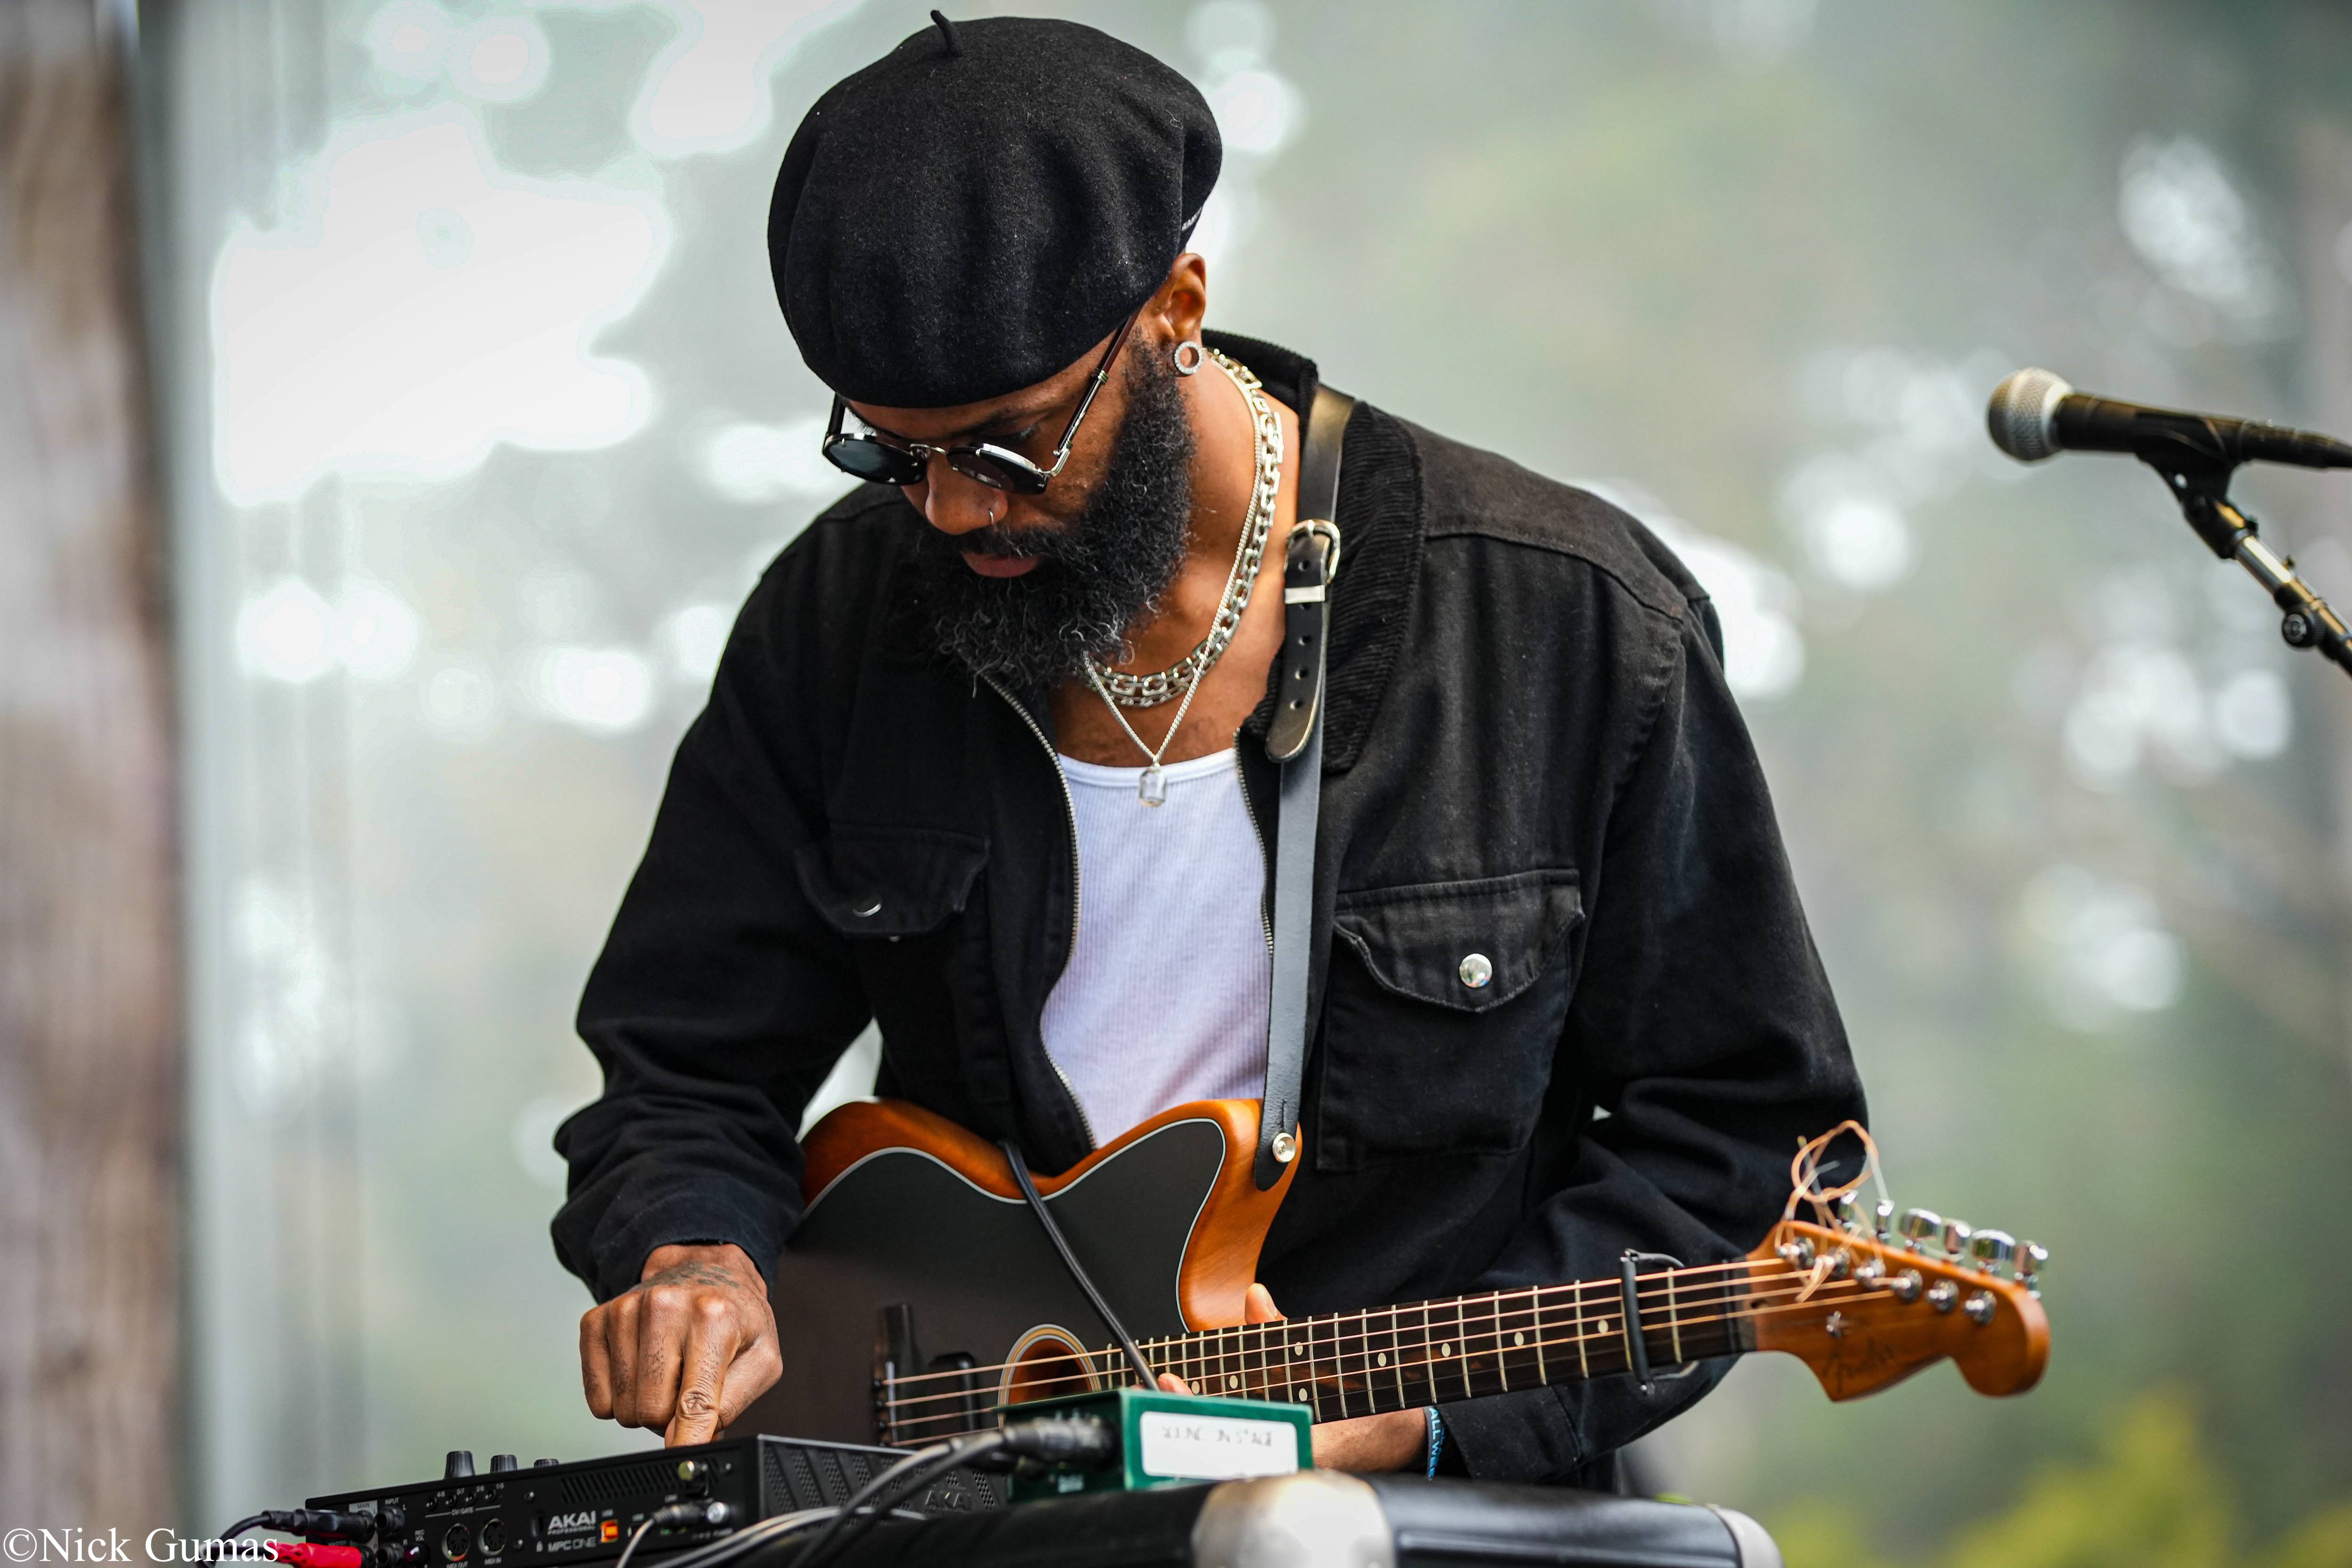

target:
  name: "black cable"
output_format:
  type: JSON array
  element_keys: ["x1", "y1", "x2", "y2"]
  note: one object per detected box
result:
[
  {"x1": 219, "y1": 1511, "x2": 378, "y2": 1544},
  {"x1": 787, "y1": 1437, "x2": 989, "y2": 1568},
  {"x1": 613, "y1": 1502, "x2": 730, "y2": 1568},
  {"x1": 789, "y1": 1417, "x2": 1116, "y2": 1568},
  {"x1": 997, "y1": 1140, "x2": 1158, "y2": 1390}
]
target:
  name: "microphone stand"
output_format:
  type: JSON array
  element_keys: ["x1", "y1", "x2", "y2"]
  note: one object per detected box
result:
[{"x1": 2139, "y1": 451, "x2": 2352, "y2": 679}]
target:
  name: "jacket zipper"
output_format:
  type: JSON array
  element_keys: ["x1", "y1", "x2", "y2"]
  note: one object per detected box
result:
[{"x1": 982, "y1": 674, "x2": 1099, "y2": 1151}]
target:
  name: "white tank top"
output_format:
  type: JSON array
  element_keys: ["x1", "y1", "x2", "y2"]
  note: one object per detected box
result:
[{"x1": 1040, "y1": 748, "x2": 1273, "y2": 1145}]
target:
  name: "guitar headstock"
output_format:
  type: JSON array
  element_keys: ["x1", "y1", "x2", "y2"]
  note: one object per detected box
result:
[{"x1": 1745, "y1": 1202, "x2": 2050, "y2": 1401}]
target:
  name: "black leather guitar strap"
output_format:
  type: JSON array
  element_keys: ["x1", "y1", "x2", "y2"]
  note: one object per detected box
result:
[{"x1": 1256, "y1": 384, "x2": 1353, "y2": 1189}]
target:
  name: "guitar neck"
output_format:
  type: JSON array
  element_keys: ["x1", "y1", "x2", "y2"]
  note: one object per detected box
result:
[{"x1": 1094, "y1": 1260, "x2": 1757, "y2": 1424}]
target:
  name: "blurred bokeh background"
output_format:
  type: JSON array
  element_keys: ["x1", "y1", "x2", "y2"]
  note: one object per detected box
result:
[{"x1": 7, "y1": 0, "x2": 2352, "y2": 1560}]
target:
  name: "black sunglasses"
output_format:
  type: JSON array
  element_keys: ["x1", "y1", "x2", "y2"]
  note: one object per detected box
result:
[{"x1": 821, "y1": 308, "x2": 1143, "y2": 495}]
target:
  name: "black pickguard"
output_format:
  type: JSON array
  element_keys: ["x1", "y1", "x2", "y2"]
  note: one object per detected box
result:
[{"x1": 739, "y1": 1115, "x2": 1231, "y2": 1444}]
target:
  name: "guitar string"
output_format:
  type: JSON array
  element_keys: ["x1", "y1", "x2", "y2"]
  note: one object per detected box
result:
[
  {"x1": 873, "y1": 1274, "x2": 1913, "y2": 1429},
  {"x1": 877, "y1": 1282, "x2": 1914, "y2": 1441},
  {"x1": 869, "y1": 1269, "x2": 1777, "y2": 1408},
  {"x1": 871, "y1": 1261, "x2": 1968, "y2": 1412},
  {"x1": 869, "y1": 1256, "x2": 1801, "y2": 1392},
  {"x1": 870, "y1": 1249, "x2": 1931, "y2": 1396}
]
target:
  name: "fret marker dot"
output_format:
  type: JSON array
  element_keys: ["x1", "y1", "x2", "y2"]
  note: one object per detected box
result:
[
  {"x1": 1440, "y1": 1343, "x2": 1453, "y2": 1357},
  {"x1": 1226, "y1": 1375, "x2": 1238, "y2": 1389},
  {"x1": 1376, "y1": 1353, "x2": 1387, "y2": 1366},
  {"x1": 1294, "y1": 1345, "x2": 1305, "y2": 1357},
  {"x1": 1513, "y1": 1332, "x2": 1525, "y2": 1346}
]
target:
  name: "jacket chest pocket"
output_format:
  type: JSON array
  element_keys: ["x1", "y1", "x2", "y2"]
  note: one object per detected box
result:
[
  {"x1": 796, "y1": 825, "x2": 992, "y2": 1099},
  {"x1": 1317, "y1": 868, "x2": 1583, "y2": 1168},
  {"x1": 795, "y1": 825, "x2": 989, "y2": 938}
]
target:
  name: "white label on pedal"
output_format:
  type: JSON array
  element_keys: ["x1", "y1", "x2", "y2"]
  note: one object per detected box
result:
[{"x1": 1137, "y1": 1412, "x2": 1300, "y2": 1480}]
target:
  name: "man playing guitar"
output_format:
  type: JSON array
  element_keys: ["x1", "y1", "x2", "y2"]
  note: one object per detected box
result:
[{"x1": 553, "y1": 14, "x2": 1866, "y2": 1486}]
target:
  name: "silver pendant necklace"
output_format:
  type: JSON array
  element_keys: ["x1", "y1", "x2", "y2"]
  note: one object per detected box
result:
[{"x1": 1083, "y1": 351, "x2": 1283, "y2": 803}]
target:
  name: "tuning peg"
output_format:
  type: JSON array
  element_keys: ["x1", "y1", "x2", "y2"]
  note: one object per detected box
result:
[
  {"x1": 1832, "y1": 1192, "x2": 1859, "y2": 1232},
  {"x1": 1941, "y1": 1218, "x2": 1973, "y2": 1257},
  {"x1": 2017, "y1": 1241, "x2": 2048, "y2": 1294},
  {"x1": 1967, "y1": 1229, "x2": 2015, "y2": 1273},
  {"x1": 1873, "y1": 1200, "x2": 1893, "y2": 1243},
  {"x1": 1896, "y1": 1208, "x2": 1943, "y2": 1250}
]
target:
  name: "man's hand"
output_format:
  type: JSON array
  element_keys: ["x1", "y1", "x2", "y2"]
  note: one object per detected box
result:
[
  {"x1": 580, "y1": 1243, "x2": 782, "y2": 1446},
  {"x1": 1157, "y1": 1283, "x2": 1428, "y2": 1473}
]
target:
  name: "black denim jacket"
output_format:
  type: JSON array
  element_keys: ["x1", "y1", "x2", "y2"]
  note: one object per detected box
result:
[{"x1": 553, "y1": 335, "x2": 1866, "y2": 1484}]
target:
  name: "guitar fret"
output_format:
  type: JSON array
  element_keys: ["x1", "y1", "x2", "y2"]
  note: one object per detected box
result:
[
  {"x1": 1383, "y1": 1297, "x2": 1402, "y2": 1410},
  {"x1": 1353, "y1": 1309, "x2": 1373, "y2": 1412},
  {"x1": 1300, "y1": 1319, "x2": 1319, "y2": 1417},
  {"x1": 1327, "y1": 1316, "x2": 1345, "y2": 1420},
  {"x1": 1667, "y1": 1270, "x2": 1683, "y2": 1365},
  {"x1": 1533, "y1": 1286, "x2": 1549, "y2": 1385},
  {"x1": 1449, "y1": 1297, "x2": 1469, "y2": 1401},
  {"x1": 1489, "y1": 1290, "x2": 1509, "y2": 1393}
]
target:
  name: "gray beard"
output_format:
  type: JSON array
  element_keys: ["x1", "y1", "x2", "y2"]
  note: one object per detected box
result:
[{"x1": 910, "y1": 346, "x2": 1197, "y2": 692}]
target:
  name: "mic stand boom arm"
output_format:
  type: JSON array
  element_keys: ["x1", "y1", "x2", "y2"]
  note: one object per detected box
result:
[{"x1": 2142, "y1": 450, "x2": 2352, "y2": 679}]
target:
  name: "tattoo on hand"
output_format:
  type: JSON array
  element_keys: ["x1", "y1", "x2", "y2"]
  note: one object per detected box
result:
[{"x1": 640, "y1": 1260, "x2": 744, "y2": 1292}]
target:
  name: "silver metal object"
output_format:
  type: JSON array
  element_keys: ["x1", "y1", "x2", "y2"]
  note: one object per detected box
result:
[
  {"x1": 1832, "y1": 1193, "x2": 1859, "y2": 1232},
  {"x1": 1776, "y1": 1238, "x2": 1814, "y2": 1270},
  {"x1": 2018, "y1": 1242, "x2": 2048, "y2": 1291},
  {"x1": 1172, "y1": 339, "x2": 1206, "y2": 376},
  {"x1": 1191, "y1": 1471, "x2": 1395, "y2": 1568},
  {"x1": 1967, "y1": 1229, "x2": 2016, "y2": 1273},
  {"x1": 1704, "y1": 1506, "x2": 1787, "y2": 1568},
  {"x1": 1986, "y1": 367, "x2": 2071, "y2": 462},
  {"x1": 1271, "y1": 1130, "x2": 1297, "y2": 1164},
  {"x1": 1896, "y1": 1208, "x2": 1943, "y2": 1250},
  {"x1": 1888, "y1": 1268, "x2": 1923, "y2": 1303},
  {"x1": 1925, "y1": 1280, "x2": 1959, "y2": 1314},
  {"x1": 1458, "y1": 953, "x2": 1494, "y2": 989},
  {"x1": 1963, "y1": 1291, "x2": 1996, "y2": 1325},
  {"x1": 1852, "y1": 1255, "x2": 1885, "y2": 1285},
  {"x1": 1089, "y1": 352, "x2": 1281, "y2": 708},
  {"x1": 1825, "y1": 1248, "x2": 1852, "y2": 1280},
  {"x1": 1941, "y1": 1218, "x2": 1973, "y2": 1257},
  {"x1": 1824, "y1": 1311, "x2": 1847, "y2": 1339},
  {"x1": 1873, "y1": 1200, "x2": 1894, "y2": 1242}
]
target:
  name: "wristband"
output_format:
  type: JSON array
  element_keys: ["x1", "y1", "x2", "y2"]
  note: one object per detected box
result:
[{"x1": 1423, "y1": 1407, "x2": 1445, "y2": 1478}]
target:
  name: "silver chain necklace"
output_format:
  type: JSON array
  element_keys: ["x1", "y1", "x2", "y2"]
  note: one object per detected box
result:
[
  {"x1": 1087, "y1": 350, "x2": 1282, "y2": 709},
  {"x1": 1082, "y1": 350, "x2": 1283, "y2": 804}
]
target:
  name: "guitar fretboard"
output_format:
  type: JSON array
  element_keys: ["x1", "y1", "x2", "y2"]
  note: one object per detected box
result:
[{"x1": 880, "y1": 1260, "x2": 1760, "y2": 1443}]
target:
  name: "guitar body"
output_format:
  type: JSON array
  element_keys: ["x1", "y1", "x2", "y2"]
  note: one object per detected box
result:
[{"x1": 739, "y1": 1098, "x2": 1292, "y2": 1445}]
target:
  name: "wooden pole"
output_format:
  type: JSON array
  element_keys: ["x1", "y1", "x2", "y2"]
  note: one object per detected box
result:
[{"x1": 0, "y1": 0, "x2": 181, "y2": 1529}]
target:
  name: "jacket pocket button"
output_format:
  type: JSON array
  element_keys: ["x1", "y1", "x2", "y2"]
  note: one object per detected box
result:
[{"x1": 1458, "y1": 952, "x2": 1493, "y2": 989}]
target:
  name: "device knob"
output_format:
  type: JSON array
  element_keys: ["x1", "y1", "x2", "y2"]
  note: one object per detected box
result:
[
  {"x1": 444, "y1": 1451, "x2": 475, "y2": 1480},
  {"x1": 1895, "y1": 1208, "x2": 1942, "y2": 1248},
  {"x1": 1967, "y1": 1229, "x2": 2016, "y2": 1271},
  {"x1": 532, "y1": 1459, "x2": 559, "y2": 1469},
  {"x1": 489, "y1": 1455, "x2": 518, "y2": 1473},
  {"x1": 1941, "y1": 1218, "x2": 1973, "y2": 1256}
]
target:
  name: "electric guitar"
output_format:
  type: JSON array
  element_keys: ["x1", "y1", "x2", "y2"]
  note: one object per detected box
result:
[{"x1": 738, "y1": 1099, "x2": 2049, "y2": 1447}]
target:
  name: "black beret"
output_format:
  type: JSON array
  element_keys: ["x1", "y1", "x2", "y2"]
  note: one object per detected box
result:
[{"x1": 769, "y1": 15, "x2": 1221, "y2": 409}]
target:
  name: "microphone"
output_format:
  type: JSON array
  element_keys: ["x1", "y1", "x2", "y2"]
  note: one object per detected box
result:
[{"x1": 1986, "y1": 367, "x2": 2352, "y2": 472}]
